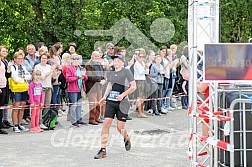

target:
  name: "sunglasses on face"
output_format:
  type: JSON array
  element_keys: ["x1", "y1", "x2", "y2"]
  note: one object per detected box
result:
[{"x1": 72, "y1": 58, "x2": 79, "y2": 60}]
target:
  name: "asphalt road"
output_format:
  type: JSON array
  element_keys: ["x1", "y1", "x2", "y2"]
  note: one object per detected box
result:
[{"x1": 0, "y1": 102, "x2": 189, "y2": 167}]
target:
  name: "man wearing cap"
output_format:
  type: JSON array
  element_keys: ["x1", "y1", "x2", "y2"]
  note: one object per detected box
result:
[
  {"x1": 103, "y1": 43, "x2": 115, "y2": 67},
  {"x1": 94, "y1": 54, "x2": 136, "y2": 159}
]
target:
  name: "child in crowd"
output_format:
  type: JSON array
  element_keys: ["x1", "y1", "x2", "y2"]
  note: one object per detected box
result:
[
  {"x1": 150, "y1": 55, "x2": 167, "y2": 115},
  {"x1": 29, "y1": 70, "x2": 44, "y2": 132}
]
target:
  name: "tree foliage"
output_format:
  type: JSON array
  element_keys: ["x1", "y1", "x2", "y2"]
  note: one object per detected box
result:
[
  {"x1": 220, "y1": 0, "x2": 252, "y2": 42},
  {"x1": 0, "y1": 0, "x2": 250, "y2": 59}
]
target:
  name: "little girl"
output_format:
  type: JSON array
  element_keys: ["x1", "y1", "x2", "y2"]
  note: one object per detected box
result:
[{"x1": 29, "y1": 70, "x2": 44, "y2": 132}]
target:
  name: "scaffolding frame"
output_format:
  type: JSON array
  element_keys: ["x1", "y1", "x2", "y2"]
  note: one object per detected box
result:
[{"x1": 188, "y1": 0, "x2": 220, "y2": 166}]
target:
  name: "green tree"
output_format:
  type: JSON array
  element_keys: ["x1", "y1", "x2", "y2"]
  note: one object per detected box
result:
[
  {"x1": 0, "y1": 0, "x2": 250, "y2": 60},
  {"x1": 220, "y1": 0, "x2": 252, "y2": 42}
]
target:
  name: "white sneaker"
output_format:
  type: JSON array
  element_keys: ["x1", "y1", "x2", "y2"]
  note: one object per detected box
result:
[
  {"x1": 167, "y1": 107, "x2": 175, "y2": 111},
  {"x1": 13, "y1": 126, "x2": 21, "y2": 133},
  {"x1": 61, "y1": 111, "x2": 68, "y2": 116},
  {"x1": 161, "y1": 108, "x2": 168, "y2": 114},
  {"x1": 18, "y1": 125, "x2": 29, "y2": 132},
  {"x1": 58, "y1": 109, "x2": 67, "y2": 116},
  {"x1": 146, "y1": 109, "x2": 153, "y2": 114},
  {"x1": 161, "y1": 106, "x2": 167, "y2": 111},
  {"x1": 40, "y1": 124, "x2": 48, "y2": 129},
  {"x1": 58, "y1": 112, "x2": 62, "y2": 117},
  {"x1": 22, "y1": 119, "x2": 29, "y2": 125}
]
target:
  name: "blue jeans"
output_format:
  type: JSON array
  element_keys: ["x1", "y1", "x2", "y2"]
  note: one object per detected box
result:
[
  {"x1": 68, "y1": 92, "x2": 82, "y2": 124},
  {"x1": 163, "y1": 77, "x2": 175, "y2": 109},
  {"x1": 52, "y1": 85, "x2": 61, "y2": 107},
  {"x1": 162, "y1": 77, "x2": 170, "y2": 108}
]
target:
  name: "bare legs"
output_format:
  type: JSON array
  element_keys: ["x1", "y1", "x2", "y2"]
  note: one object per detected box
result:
[{"x1": 101, "y1": 118, "x2": 127, "y2": 148}]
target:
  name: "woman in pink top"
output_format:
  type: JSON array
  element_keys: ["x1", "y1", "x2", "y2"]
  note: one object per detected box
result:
[
  {"x1": 29, "y1": 70, "x2": 44, "y2": 133},
  {"x1": 66, "y1": 54, "x2": 88, "y2": 126}
]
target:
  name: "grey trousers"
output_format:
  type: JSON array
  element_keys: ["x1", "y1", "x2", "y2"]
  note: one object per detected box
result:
[{"x1": 152, "y1": 83, "x2": 163, "y2": 111}]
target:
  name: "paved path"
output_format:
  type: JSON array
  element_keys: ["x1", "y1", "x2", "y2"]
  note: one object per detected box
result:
[{"x1": 0, "y1": 103, "x2": 189, "y2": 167}]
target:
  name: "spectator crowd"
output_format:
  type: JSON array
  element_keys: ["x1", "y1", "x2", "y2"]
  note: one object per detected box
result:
[{"x1": 0, "y1": 42, "x2": 189, "y2": 134}]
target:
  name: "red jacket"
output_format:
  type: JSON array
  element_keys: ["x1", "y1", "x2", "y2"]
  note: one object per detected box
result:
[{"x1": 66, "y1": 65, "x2": 88, "y2": 92}]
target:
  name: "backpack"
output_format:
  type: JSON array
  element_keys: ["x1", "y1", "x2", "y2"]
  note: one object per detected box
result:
[
  {"x1": 58, "y1": 72, "x2": 67, "y2": 90},
  {"x1": 42, "y1": 108, "x2": 58, "y2": 130}
]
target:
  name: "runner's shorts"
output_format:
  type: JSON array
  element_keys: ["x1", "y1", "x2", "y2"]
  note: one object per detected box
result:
[{"x1": 105, "y1": 100, "x2": 130, "y2": 122}]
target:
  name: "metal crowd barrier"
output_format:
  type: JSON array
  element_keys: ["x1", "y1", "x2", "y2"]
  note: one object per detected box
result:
[
  {"x1": 217, "y1": 87, "x2": 252, "y2": 167},
  {"x1": 229, "y1": 99, "x2": 252, "y2": 167}
]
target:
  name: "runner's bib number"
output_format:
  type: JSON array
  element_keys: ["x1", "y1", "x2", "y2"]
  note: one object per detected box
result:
[
  {"x1": 34, "y1": 87, "x2": 42, "y2": 96},
  {"x1": 107, "y1": 91, "x2": 120, "y2": 101}
]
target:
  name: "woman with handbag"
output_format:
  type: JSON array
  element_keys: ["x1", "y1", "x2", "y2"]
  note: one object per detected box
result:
[{"x1": 10, "y1": 52, "x2": 31, "y2": 133}]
